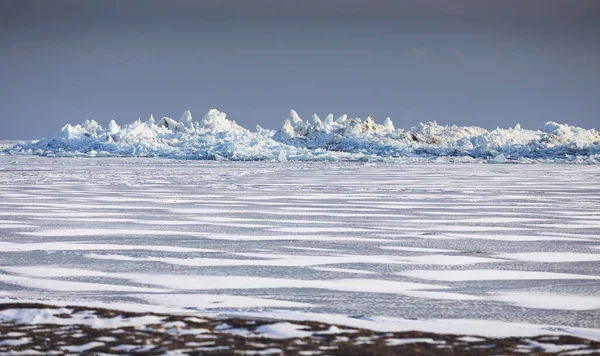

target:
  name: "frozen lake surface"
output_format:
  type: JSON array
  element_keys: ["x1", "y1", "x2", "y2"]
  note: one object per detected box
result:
[{"x1": 0, "y1": 156, "x2": 599, "y2": 335}]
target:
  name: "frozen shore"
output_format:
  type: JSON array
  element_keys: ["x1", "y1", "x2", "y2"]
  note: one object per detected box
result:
[{"x1": 1, "y1": 302, "x2": 599, "y2": 355}]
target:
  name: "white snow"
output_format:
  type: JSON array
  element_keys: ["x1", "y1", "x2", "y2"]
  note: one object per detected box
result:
[
  {"x1": 0, "y1": 350, "x2": 44, "y2": 356},
  {"x1": 0, "y1": 338, "x2": 31, "y2": 346},
  {"x1": 6, "y1": 109, "x2": 599, "y2": 162},
  {"x1": 456, "y1": 336, "x2": 486, "y2": 342},
  {"x1": 0, "y1": 307, "x2": 164, "y2": 328},
  {"x1": 523, "y1": 341, "x2": 591, "y2": 353},
  {"x1": 60, "y1": 342, "x2": 105, "y2": 352},
  {"x1": 255, "y1": 322, "x2": 313, "y2": 339},
  {"x1": 386, "y1": 338, "x2": 444, "y2": 346}
]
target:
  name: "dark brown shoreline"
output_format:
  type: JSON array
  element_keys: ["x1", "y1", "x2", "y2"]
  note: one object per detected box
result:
[{"x1": 0, "y1": 303, "x2": 599, "y2": 355}]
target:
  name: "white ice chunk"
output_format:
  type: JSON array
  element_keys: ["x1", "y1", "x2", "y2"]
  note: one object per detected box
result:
[{"x1": 7, "y1": 109, "x2": 599, "y2": 162}]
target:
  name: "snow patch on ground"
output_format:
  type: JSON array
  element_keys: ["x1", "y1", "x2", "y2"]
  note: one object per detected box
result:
[
  {"x1": 255, "y1": 322, "x2": 313, "y2": 339},
  {"x1": 0, "y1": 307, "x2": 164, "y2": 329}
]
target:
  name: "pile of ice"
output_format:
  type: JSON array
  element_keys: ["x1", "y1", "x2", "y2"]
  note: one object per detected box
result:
[{"x1": 6, "y1": 109, "x2": 600, "y2": 162}]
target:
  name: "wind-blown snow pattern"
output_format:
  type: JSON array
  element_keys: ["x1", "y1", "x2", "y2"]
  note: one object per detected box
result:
[{"x1": 6, "y1": 109, "x2": 600, "y2": 162}]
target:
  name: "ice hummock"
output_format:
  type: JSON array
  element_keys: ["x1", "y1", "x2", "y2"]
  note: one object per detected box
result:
[{"x1": 6, "y1": 109, "x2": 600, "y2": 162}]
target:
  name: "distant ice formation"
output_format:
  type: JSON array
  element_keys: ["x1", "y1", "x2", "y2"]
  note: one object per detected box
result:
[{"x1": 6, "y1": 109, "x2": 600, "y2": 162}]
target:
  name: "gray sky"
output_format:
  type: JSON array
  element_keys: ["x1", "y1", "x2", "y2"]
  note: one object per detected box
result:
[{"x1": 1, "y1": 0, "x2": 599, "y2": 139}]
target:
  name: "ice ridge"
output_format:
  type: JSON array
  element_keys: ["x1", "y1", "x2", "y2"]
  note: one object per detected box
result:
[{"x1": 6, "y1": 109, "x2": 600, "y2": 162}]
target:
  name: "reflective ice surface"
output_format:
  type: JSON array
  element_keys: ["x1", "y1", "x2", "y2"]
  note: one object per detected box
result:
[{"x1": 0, "y1": 156, "x2": 599, "y2": 330}]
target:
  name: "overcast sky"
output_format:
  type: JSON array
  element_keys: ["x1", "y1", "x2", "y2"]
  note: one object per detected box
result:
[{"x1": 1, "y1": 0, "x2": 599, "y2": 139}]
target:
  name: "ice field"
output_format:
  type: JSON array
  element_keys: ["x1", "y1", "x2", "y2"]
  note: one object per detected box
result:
[{"x1": 1, "y1": 155, "x2": 600, "y2": 339}]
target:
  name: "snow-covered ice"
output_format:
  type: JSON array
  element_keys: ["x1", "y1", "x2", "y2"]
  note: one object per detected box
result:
[
  {"x1": 4, "y1": 109, "x2": 599, "y2": 162},
  {"x1": 0, "y1": 156, "x2": 599, "y2": 340}
]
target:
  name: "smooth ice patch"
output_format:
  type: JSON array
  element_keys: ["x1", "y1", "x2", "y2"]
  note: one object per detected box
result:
[
  {"x1": 380, "y1": 246, "x2": 460, "y2": 253},
  {"x1": 446, "y1": 233, "x2": 582, "y2": 241},
  {"x1": 84, "y1": 253, "x2": 413, "y2": 267},
  {"x1": 202, "y1": 234, "x2": 392, "y2": 242},
  {"x1": 137, "y1": 293, "x2": 313, "y2": 309},
  {"x1": 0, "y1": 274, "x2": 168, "y2": 293},
  {"x1": 310, "y1": 267, "x2": 376, "y2": 275},
  {"x1": 0, "y1": 224, "x2": 37, "y2": 229},
  {"x1": 185, "y1": 221, "x2": 273, "y2": 228},
  {"x1": 527, "y1": 223, "x2": 600, "y2": 229},
  {"x1": 0, "y1": 241, "x2": 219, "y2": 253},
  {"x1": 2, "y1": 266, "x2": 108, "y2": 278},
  {"x1": 257, "y1": 210, "x2": 401, "y2": 218},
  {"x1": 0, "y1": 211, "x2": 137, "y2": 218},
  {"x1": 281, "y1": 246, "x2": 340, "y2": 252},
  {"x1": 1, "y1": 266, "x2": 445, "y2": 295},
  {"x1": 398, "y1": 269, "x2": 600, "y2": 281},
  {"x1": 85, "y1": 252, "x2": 500, "y2": 268},
  {"x1": 492, "y1": 292, "x2": 600, "y2": 311},
  {"x1": 122, "y1": 274, "x2": 448, "y2": 295},
  {"x1": 168, "y1": 208, "x2": 246, "y2": 215},
  {"x1": 400, "y1": 290, "x2": 482, "y2": 301},
  {"x1": 18, "y1": 228, "x2": 204, "y2": 237},
  {"x1": 268, "y1": 227, "x2": 375, "y2": 233},
  {"x1": 396, "y1": 254, "x2": 503, "y2": 265},
  {"x1": 496, "y1": 252, "x2": 600, "y2": 263},
  {"x1": 377, "y1": 226, "x2": 531, "y2": 232},
  {"x1": 276, "y1": 207, "x2": 386, "y2": 212}
]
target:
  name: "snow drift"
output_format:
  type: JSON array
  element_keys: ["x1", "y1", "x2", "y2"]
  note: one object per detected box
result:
[{"x1": 6, "y1": 109, "x2": 600, "y2": 162}]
